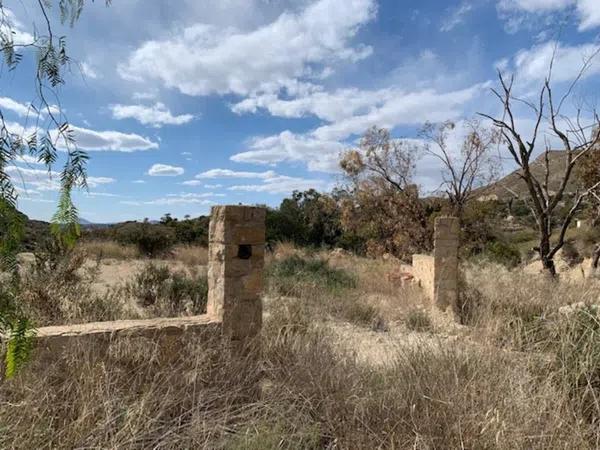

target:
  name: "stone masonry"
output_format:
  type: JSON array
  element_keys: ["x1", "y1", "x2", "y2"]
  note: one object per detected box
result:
[
  {"x1": 207, "y1": 205, "x2": 266, "y2": 342},
  {"x1": 433, "y1": 216, "x2": 460, "y2": 315},
  {"x1": 1, "y1": 204, "x2": 267, "y2": 372},
  {"x1": 409, "y1": 217, "x2": 460, "y2": 319}
]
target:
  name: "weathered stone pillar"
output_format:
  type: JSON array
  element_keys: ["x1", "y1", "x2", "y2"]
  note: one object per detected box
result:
[
  {"x1": 433, "y1": 216, "x2": 459, "y2": 316},
  {"x1": 207, "y1": 205, "x2": 266, "y2": 343}
]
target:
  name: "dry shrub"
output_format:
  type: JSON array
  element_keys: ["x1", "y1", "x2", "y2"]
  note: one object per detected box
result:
[
  {"x1": 2, "y1": 286, "x2": 599, "y2": 448},
  {"x1": 171, "y1": 244, "x2": 208, "y2": 266},
  {"x1": 462, "y1": 262, "x2": 600, "y2": 348},
  {"x1": 405, "y1": 308, "x2": 432, "y2": 332},
  {"x1": 19, "y1": 243, "x2": 130, "y2": 326},
  {"x1": 267, "y1": 254, "x2": 378, "y2": 326},
  {"x1": 0, "y1": 331, "x2": 264, "y2": 449},
  {"x1": 78, "y1": 239, "x2": 139, "y2": 260},
  {"x1": 125, "y1": 263, "x2": 208, "y2": 317}
]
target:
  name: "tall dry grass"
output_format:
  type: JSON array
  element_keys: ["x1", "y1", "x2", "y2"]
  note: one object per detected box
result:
[
  {"x1": 3, "y1": 249, "x2": 600, "y2": 448},
  {"x1": 78, "y1": 240, "x2": 140, "y2": 260},
  {"x1": 171, "y1": 244, "x2": 208, "y2": 266},
  {"x1": 2, "y1": 288, "x2": 597, "y2": 448}
]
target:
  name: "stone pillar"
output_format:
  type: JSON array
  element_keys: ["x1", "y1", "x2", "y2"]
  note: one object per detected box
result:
[
  {"x1": 207, "y1": 205, "x2": 266, "y2": 343},
  {"x1": 433, "y1": 216, "x2": 459, "y2": 316}
]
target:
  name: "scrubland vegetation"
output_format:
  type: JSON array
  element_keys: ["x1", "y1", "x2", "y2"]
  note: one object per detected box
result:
[{"x1": 2, "y1": 240, "x2": 600, "y2": 448}]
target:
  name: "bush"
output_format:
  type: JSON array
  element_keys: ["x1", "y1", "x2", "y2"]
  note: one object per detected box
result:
[
  {"x1": 551, "y1": 305, "x2": 600, "y2": 425},
  {"x1": 114, "y1": 222, "x2": 175, "y2": 257},
  {"x1": 268, "y1": 255, "x2": 357, "y2": 296},
  {"x1": 126, "y1": 263, "x2": 208, "y2": 316},
  {"x1": 78, "y1": 240, "x2": 139, "y2": 260},
  {"x1": 481, "y1": 240, "x2": 521, "y2": 268},
  {"x1": 405, "y1": 308, "x2": 433, "y2": 332},
  {"x1": 19, "y1": 238, "x2": 127, "y2": 325}
]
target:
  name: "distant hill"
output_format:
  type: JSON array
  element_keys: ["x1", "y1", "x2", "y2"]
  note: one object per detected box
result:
[{"x1": 476, "y1": 151, "x2": 581, "y2": 201}]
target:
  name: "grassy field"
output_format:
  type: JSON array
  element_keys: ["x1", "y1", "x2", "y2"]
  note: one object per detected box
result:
[{"x1": 1, "y1": 241, "x2": 600, "y2": 448}]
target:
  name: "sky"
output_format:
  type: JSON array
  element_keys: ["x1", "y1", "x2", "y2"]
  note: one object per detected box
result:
[{"x1": 3, "y1": 0, "x2": 600, "y2": 223}]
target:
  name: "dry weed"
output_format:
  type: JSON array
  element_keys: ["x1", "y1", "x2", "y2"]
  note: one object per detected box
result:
[{"x1": 78, "y1": 240, "x2": 140, "y2": 260}]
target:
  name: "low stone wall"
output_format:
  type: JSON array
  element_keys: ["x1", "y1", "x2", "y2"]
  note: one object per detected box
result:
[
  {"x1": 408, "y1": 217, "x2": 460, "y2": 318},
  {"x1": 412, "y1": 254, "x2": 435, "y2": 301},
  {"x1": 5, "y1": 205, "x2": 266, "y2": 371}
]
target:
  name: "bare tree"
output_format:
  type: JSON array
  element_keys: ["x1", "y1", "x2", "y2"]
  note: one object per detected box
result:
[
  {"x1": 481, "y1": 61, "x2": 600, "y2": 277},
  {"x1": 420, "y1": 119, "x2": 499, "y2": 218}
]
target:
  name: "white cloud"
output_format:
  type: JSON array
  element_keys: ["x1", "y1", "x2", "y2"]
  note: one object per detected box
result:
[
  {"x1": 110, "y1": 102, "x2": 194, "y2": 127},
  {"x1": 228, "y1": 174, "x2": 327, "y2": 194},
  {"x1": 0, "y1": 97, "x2": 34, "y2": 117},
  {"x1": 497, "y1": 0, "x2": 600, "y2": 31},
  {"x1": 498, "y1": 0, "x2": 573, "y2": 13},
  {"x1": 121, "y1": 192, "x2": 222, "y2": 206},
  {"x1": 312, "y1": 84, "x2": 488, "y2": 142},
  {"x1": 509, "y1": 41, "x2": 600, "y2": 83},
  {"x1": 193, "y1": 167, "x2": 326, "y2": 194},
  {"x1": 180, "y1": 180, "x2": 203, "y2": 186},
  {"x1": 441, "y1": 2, "x2": 473, "y2": 32},
  {"x1": 196, "y1": 168, "x2": 277, "y2": 179},
  {"x1": 15, "y1": 154, "x2": 43, "y2": 165},
  {"x1": 7, "y1": 166, "x2": 114, "y2": 192},
  {"x1": 81, "y1": 62, "x2": 99, "y2": 79},
  {"x1": 119, "y1": 0, "x2": 376, "y2": 97},
  {"x1": 204, "y1": 183, "x2": 223, "y2": 189},
  {"x1": 576, "y1": 0, "x2": 600, "y2": 30},
  {"x1": 132, "y1": 179, "x2": 146, "y2": 184},
  {"x1": 1, "y1": 9, "x2": 34, "y2": 45},
  {"x1": 232, "y1": 131, "x2": 345, "y2": 172},
  {"x1": 181, "y1": 151, "x2": 192, "y2": 156},
  {"x1": 132, "y1": 91, "x2": 158, "y2": 101},
  {"x1": 55, "y1": 125, "x2": 159, "y2": 152},
  {"x1": 148, "y1": 163, "x2": 185, "y2": 176}
]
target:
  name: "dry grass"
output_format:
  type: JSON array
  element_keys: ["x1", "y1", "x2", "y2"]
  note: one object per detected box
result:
[
  {"x1": 78, "y1": 240, "x2": 140, "y2": 260},
  {"x1": 3, "y1": 247, "x2": 600, "y2": 448},
  {"x1": 171, "y1": 244, "x2": 208, "y2": 266},
  {"x1": 2, "y1": 291, "x2": 598, "y2": 448}
]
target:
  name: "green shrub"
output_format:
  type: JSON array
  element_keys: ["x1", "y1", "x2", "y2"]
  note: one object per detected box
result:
[
  {"x1": 405, "y1": 308, "x2": 432, "y2": 332},
  {"x1": 127, "y1": 263, "x2": 208, "y2": 316},
  {"x1": 114, "y1": 222, "x2": 175, "y2": 257},
  {"x1": 481, "y1": 240, "x2": 521, "y2": 268},
  {"x1": 268, "y1": 255, "x2": 356, "y2": 296}
]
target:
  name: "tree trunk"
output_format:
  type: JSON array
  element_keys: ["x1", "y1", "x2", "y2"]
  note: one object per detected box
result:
[
  {"x1": 593, "y1": 245, "x2": 600, "y2": 269},
  {"x1": 539, "y1": 224, "x2": 558, "y2": 278}
]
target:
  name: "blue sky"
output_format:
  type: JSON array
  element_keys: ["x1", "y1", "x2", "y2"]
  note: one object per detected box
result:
[{"x1": 3, "y1": 0, "x2": 600, "y2": 223}]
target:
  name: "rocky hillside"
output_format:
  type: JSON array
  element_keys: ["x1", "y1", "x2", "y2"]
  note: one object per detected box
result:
[{"x1": 477, "y1": 151, "x2": 581, "y2": 201}]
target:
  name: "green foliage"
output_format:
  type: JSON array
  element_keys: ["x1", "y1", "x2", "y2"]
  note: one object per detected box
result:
[
  {"x1": 127, "y1": 263, "x2": 208, "y2": 316},
  {"x1": 4, "y1": 317, "x2": 34, "y2": 379},
  {"x1": 114, "y1": 221, "x2": 175, "y2": 257},
  {"x1": 481, "y1": 240, "x2": 522, "y2": 268},
  {"x1": 405, "y1": 308, "x2": 433, "y2": 332},
  {"x1": 269, "y1": 255, "x2": 357, "y2": 295},
  {"x1": 159, "y1": 214, "x2": 209, "y2": 245},
  {"x1": 0, "y1": 0, "x2": 111, "y2": 377},
  {"x1": 266, "y1": 189, "x2": 347, "y2": 249}
]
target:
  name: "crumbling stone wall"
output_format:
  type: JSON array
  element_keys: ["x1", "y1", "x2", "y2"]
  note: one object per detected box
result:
[
  {"x1": 409, "y1": 217, "x2": 460, "y2": 316},
  {"x1": 433, "y1": 217, "x2": 459, "y2": 315},
  {"x1": 5, "y1": 205, "x2": 266, "y2": 366},
  {"x1": 412, "y1": 254, "x2": 435, "y2": 300},
  {"x1": 207, "y1": 205, "x2": 265, "y2": 342}
]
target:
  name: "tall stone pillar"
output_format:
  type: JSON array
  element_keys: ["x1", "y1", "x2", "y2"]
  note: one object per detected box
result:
[
  {"x1": 207, "y1": 205, "x2": 266, "y2": 343},
  {"x1": 433, "y1": 216, "x2": 460, "y2": 316}
]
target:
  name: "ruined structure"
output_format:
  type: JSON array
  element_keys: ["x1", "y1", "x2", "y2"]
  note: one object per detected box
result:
[
  {"x1": 410, "y1": 216, "x2": 460, "y2": 318},
  {"x1": 17, "y1": 205, "x2": 266, "y2": 361},
  {"x1": 207, "y1": 205, "x2": 265, "y2": 343}
]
